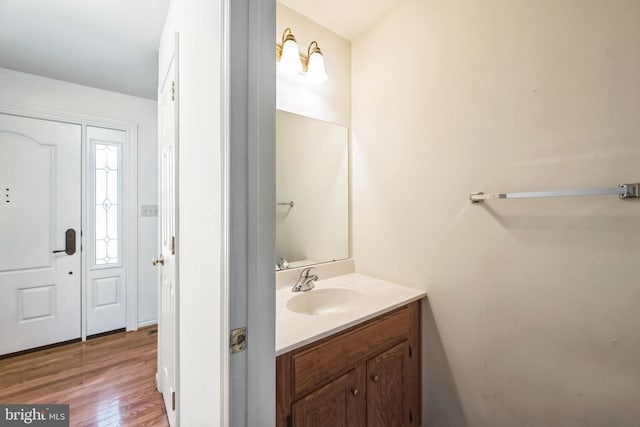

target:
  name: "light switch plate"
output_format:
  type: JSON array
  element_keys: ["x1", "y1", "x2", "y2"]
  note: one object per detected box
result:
[{"x1": 141, "y1": 205, "x2": 158, "y2": 217}]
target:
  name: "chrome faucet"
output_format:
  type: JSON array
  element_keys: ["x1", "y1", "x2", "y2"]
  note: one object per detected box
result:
[
  {"x1": 292, "y1": 267, "x2": 318, "y2": 292},
  {"x1": 277, "y1": 257, "x2": 289, "y2": 270}
]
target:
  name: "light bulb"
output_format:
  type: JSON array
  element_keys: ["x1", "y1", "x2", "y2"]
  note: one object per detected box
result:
[
  {"x1": 279, "y1": 39, "x2": 303, "y2": 74},
  {"x1": 306, "y1": 51, "x2": 328, "y2": 84}
]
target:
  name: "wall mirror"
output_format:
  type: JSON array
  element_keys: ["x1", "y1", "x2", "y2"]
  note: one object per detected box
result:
[{"x1": 276, "y1": 110, "x2": 349, "y2": 270}]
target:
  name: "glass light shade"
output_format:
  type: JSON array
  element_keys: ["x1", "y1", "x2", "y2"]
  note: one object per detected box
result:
[
  {"x1": 306, "y1": 51, "x2": 328, "y2": 84},
  {"x1": 279, "y1": 39, "x2": 303, "y2": 74}
]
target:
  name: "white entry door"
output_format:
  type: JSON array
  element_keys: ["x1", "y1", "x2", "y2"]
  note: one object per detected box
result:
[
  {"x1": 157, "y1": 52, "x2": 178, "y2": 426},
  {"x1": 0, "y1": 113, "x2": 81, "y2": 355}
]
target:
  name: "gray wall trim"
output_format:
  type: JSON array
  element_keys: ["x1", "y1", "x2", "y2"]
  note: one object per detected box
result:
[{"x1": 229, "y1": 0, "x2": 276, "y2": 425}]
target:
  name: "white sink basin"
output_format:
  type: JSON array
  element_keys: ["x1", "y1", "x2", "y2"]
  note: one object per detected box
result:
[{"x1": 286, "y1": 288, "x2": 364, "y2": 315}]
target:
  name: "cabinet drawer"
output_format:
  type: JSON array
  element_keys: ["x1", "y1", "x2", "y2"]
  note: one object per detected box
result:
[{"x1": 291, "y1": 306, "x2": 410, "y2": 397}]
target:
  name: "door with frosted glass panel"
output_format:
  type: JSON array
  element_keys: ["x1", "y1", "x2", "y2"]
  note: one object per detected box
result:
[{"x1": 86, "y1": 126, "x2": 127, "y2": 335}]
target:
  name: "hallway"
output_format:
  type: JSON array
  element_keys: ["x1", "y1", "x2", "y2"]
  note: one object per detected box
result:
[{"x1": 0, "y1": 326, "x2": 169, "y2": 426}]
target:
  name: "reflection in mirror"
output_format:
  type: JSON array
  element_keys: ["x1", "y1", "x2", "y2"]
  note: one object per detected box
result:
[{"x1": 276, "y1": 110, "x2": 348, "y2": 270}]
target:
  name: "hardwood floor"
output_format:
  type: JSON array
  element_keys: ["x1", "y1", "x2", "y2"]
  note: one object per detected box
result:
[{"x1": 0, "y1": 326, "x2": 169, "y2": 427}]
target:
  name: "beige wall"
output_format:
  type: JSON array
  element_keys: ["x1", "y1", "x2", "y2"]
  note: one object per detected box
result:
[
  {"x1": 352, "y1": 1, "x2": 640, "y2": 426},
  {"x1": 276, "y1": 3, "x2": 351, "y2": 127}
]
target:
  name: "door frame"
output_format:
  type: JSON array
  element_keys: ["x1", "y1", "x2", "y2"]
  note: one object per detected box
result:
[
  {"x1": 0, "y1": 101, "x2": 139, "y2": 339},
  {"x1": 156, "y1": 0, "x2": 275, "y2": 422},
  {"x1": 226, "y1": 0, "x2": 276, "y2": 425}
]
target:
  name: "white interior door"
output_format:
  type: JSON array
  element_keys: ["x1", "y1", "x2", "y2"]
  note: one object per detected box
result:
[
  {"x1": 158, "y1": 53, "x2": 178, "y2": 427},
  {"x1": 0, "y1": 113, "x2": 81, "y2": 355}
]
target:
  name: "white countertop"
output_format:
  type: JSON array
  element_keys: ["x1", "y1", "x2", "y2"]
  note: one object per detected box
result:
[{"x1": 276, "y1": 273, "x2": 427, "y2": 356}]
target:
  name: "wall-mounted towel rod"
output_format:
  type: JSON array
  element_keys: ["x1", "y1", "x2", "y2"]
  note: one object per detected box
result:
[
  {"x1": 470, "y1": 183, "x2": 640, "y2": 204},
  {"x1": 277, "y1": 201, "x2": 295, "y2": 208}
]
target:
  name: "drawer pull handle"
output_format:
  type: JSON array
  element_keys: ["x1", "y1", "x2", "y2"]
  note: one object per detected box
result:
[
  {"x1": 351, "y1": 388, "x2": 359, "y2": 396},
  {"x1": 372, "y1": 375, "x2": 379, "y2": 383}
]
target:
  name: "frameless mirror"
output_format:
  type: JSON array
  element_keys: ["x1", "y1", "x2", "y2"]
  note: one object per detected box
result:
[{"x1": 276, "y1": 110, "x2": 349, "y2": 270}]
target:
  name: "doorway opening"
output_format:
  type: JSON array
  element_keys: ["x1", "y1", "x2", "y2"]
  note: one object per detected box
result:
[{"x1": 0, "y1": 107, "x2": 139, "y2": 355}]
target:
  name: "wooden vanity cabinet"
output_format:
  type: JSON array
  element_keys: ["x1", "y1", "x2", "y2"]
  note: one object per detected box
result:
[
  {"x1": 276, "y1": 301, "x2": 421, "y2": 427},
  {"x1": 367, "y1": 341, "x2": 413, "y2": 426},
  {"x1": 292, "y1": 367, "x2": 366, "y2": 427}
]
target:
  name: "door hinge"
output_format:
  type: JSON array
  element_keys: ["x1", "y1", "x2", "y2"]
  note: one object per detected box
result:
[
  {"x1": 171, "y1": 236, "x2": 175, "y2": 255},
  {"x1": 172, "y1": 391, "x2": 176, "y2": 411},
  {"x1": 286, "y1": 414, "x2": 292, "y2": 427},
  {"x1": 171, "y1": 81, "x2": 176, "y2": 101},
  {"x1": 230, "y1": 327, "x2": 247, "y2": 354},
  {"x1": 409, "y1": 409, "x2": 413, "y2": 423},
  {"x1": 409, "y1": 345, "x2": 413, "y2": 358}
]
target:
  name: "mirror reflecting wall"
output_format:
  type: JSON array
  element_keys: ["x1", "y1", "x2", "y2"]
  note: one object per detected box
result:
[{"x1": 276, "y1": 110, "x2": 349, "y2": 270}]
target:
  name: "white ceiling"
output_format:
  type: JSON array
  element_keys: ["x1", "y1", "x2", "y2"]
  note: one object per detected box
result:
[
  {"x1": 0, "y1": 0, "x2": 169, "y2": 100},
  {"x1": 0, "y1": 0, "x2": 403, "y2": 99},
  {"x1": 279, "y1": 0, "x2": 407, "y2": 40}
]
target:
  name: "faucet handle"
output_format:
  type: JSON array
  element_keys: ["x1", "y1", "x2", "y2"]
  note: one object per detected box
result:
[{"x1": 300, "y1": 266, "x2": 316, "y2": 278}]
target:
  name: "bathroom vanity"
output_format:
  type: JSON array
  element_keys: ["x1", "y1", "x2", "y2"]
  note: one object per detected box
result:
[
  {"x1": 276, "y1": 271, "x2": 425, "y2": 427},
  {"x1": 275, "y1": 110, "x2": 425, "y2": 426}
]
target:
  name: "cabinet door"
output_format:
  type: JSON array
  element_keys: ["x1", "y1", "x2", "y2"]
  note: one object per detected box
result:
[
  {"x1": 366, "y1": 341, "x2": 412, "y2": 427},
  {"x1": 292, "y1": 368, "x2": 365, "y2": 427}
]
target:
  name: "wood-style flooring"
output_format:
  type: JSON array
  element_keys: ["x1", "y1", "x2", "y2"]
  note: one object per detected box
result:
[{"x1": 0, "y1": 326, "x2": 169, "y2": 427}]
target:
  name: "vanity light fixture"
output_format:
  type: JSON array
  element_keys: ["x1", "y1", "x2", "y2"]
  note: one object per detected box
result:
[
  {"x1": 276, "y1": 28, "x2": 328, "y2": 83},
  {"x1": 305, "y1": 41, "x2": 328, "y2": 84},
  {"x1": 277, "y1": 27, "x2": 303, "y2": 74}
]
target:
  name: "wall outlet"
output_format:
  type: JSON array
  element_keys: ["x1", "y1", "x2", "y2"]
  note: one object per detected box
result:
[{"x1": 141, "y1": 204, "x2": 158, "y2": 217}]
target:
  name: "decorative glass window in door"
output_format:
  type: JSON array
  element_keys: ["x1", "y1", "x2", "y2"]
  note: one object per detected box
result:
[{"x1": 94, "y1": 143, "x2": 121, "y2": 266}]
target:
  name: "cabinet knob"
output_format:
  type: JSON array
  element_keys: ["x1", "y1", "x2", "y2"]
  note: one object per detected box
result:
[
  {"x1": 372, "y1": 375, "x2": 379, "y2": 383},
  {"x1": 351, "y1": 388, "x2": 359, "y2": 396}
]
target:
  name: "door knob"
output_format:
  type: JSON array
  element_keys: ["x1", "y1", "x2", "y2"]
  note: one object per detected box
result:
[
  {"x1": 152, "y1": 256, "x2": 165, "y2": 266},
  {"x1": 372, "y1": 375, "x2": 379, "y2": 383},
  {"x1": 351, "y1": 388, "x2": 359, "y2": 397}
]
